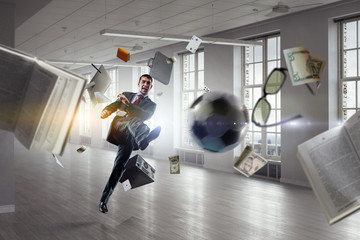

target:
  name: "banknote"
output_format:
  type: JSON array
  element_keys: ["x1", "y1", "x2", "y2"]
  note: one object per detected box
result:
[
  {"x1": 168, "y1": 155, "x2": 180, "y2": 174},
  {"x1": 233, "y1": 145, "x2": 267, "y2": 177},
  {"x1": 76, "y1": 145, "x2": 86, "y2": 153},
  {"x1": 309, "y1": 55, "x2": 326, "y2": 80},
  {"x1": 283, "y1": 47, "x2": 326, "y2": 86},
  {"x1": 166, "y1": 56, "x2": 177, "y2": 64},
  {"x1": 52, "y1": 153, "x2": 64, "y2": 168}
]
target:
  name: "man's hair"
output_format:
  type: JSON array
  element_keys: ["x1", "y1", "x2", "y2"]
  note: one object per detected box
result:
[{"x1": 139, "y1": 74, "x2": 153, "y2": 83}]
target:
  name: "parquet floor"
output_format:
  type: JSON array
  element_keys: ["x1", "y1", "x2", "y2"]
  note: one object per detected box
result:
[{"x1": 0, "y1": 143, "x2": 360, "y2": 240}]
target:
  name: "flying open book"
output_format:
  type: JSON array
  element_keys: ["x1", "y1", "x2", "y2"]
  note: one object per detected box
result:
[
  {"x1": 297, "y1": 111, "x2": 360, "y2": 225},
  {"x1": 0, "y1": 44, "x2": 86, "y2": 155}
]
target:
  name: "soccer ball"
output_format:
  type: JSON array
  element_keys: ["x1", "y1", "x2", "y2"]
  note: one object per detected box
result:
[{"x1": 189, "y1": 91, "x2": 249, "y2": 153}]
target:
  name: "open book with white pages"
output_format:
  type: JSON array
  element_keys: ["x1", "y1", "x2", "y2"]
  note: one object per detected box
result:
[
  {"x1": 297, "y1": 111, "x2": 360, "y2": 225},
  {"x1": 0, "y1": 44, "x2": 86, "y2": 155}
]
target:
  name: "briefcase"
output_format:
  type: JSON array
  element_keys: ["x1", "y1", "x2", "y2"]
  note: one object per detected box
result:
[
  {"x1": 147, "y1": 51, "x2": 173, "y2": 85},
  {"x1": 107, "y1": 114, "x2": 130, "y2": 146},
  {"x1": 120, "y1": 154, "x2": 155, "y2": 189}
]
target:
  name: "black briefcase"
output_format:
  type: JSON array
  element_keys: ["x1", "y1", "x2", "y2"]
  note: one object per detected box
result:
[
  {"x1": 106, "y1": 115, "x2": 124, "y2": 146},
  {"x1": 120, "y1": 154, "x2": 155, "y2": 189}
]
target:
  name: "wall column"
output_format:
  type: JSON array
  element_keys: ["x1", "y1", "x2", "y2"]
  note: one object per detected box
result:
[{"x1": 0, "y1": 1, "x2": 16, "y2": 213}]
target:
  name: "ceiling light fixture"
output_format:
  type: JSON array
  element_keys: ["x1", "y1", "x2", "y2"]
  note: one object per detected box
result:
[
  {"x1": 100, "y1": 29, "x2": 161, "y2": 40},
  {"x1": 49, "y1": 60, "x2": 145, "y2": 68},
  {"x1": 100, "y1": 29, "x2": 262, "y2": 47}
]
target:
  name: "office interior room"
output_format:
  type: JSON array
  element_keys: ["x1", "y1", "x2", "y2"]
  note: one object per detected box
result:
[{"x1": 2, "y1": 0, "x2": 360, "y2": 239}]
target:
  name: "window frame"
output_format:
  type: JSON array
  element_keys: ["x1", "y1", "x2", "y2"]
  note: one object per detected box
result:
[
  {"x1": 180, "y1": 50, "x2": 204, "y2": 149},
  {"x1": 242, "y1": 34, "x2": 282, "y2": 161},
  {"x1": 339, "y1": 17, "x2": 360, "y2": 121},
  {"x1": 101, "y1": 67, "x2": 118, "y2": 139},
  {"x1": 79, "y1": 72, "x2": 92, "y2": 137}
]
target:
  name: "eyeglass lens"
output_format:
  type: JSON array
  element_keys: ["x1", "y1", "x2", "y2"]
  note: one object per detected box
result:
[
  {"x1": 265, "y1": 70, "x2": 285, "y2": 94},
  {"x1": 253, "y1": 69, "x2": 285, "y2": 125},
  {"x1": 252, "y1": 68, "x2": 302, "y2": 127},
  {"x1": 253, "y1": 98, "x2": 271, "y2": 125}
]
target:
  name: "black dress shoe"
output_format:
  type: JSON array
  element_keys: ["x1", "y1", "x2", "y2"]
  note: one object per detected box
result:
[
  {"x1": 99, "y1": 202, "x2": 108, "y2": 213},
  {"x1": 140, "y1": 126, "x2": 161, "y2": 150}
]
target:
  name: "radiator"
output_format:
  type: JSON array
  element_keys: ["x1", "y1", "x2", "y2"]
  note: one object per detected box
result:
[
  {"x1": 176, "y1": 148, "x2": 204, "y2": 166},
  {"x1": 80, "y1": 135, "x2": 91, "y2": 145},
  {"x1": 253, "y1": 161, "x2": 281, "y2": 180}
]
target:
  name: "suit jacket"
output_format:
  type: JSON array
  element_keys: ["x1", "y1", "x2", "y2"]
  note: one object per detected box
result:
[{"x1": 105, "y1": 92, "x2": 156, "y2": 146}]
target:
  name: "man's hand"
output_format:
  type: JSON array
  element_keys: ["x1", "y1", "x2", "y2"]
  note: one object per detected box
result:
[
  {"x1": 101, "y1": 109, "x2": 113, "y2": 119},
  {"x1": 117, "y1": 93, "x2": 130, "y2": 106}
]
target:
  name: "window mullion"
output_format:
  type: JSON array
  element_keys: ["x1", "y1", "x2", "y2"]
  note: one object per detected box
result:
[
  {"x1": 262, "y1": 37, "x2": 267, "y2": 156},
  {"x1": 195, "y1": 53, "x2": 198, "y2": 90},
  {"x1": 340, "y1": 18, "x2": 360, "y2": 121}
]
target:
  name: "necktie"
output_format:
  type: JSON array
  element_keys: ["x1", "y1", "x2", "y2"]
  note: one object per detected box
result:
[
  {"x1": 126, "y1": 95, "x2": 144, "y2": 118},
  {"x1": 133, "y1": 95, "x2": 143, "y2": 105}
]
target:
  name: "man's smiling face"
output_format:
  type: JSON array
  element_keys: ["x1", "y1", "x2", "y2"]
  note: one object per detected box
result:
[{"x1": 138, "y1": 76, "x2": 153, "y2": 95}]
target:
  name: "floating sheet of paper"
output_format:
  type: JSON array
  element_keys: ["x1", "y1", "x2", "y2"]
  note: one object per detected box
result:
[
  {"x1": 76, "y1": 145, "x2": 86, "y2": 153},
  {"x1": 233, "y1": 145, "x2": 267, "y2": 177},
  {"x1": 168, "y1": 155, "x2": 180, "y2": 174},
  {"x1": 186, "y1": 35, "x2": 202, "y2": 53},
  {"x1": 122, "y1": 179, "x2": 132, "y2": 191},
  {"x1": 87, "y1": 65, "x2": 112, "y2": 106},
  {"x1": 85, "y1": 81, "x2": 95, "y2": 89},
  {"x1": 117, "y1": 47, "x2": 130, "y2": 62},
  {"x1": 94, "y1": 92, "x2": 111, "y2": 103},
  {"x1": 52, "y1": 153, "x2": 64, "y2": 168},
  {"x1": 155, "y1": 92, "x2": 163, "y2": 99},
  {"x1": 147, "y1": 51, "x2": 173, "y2": 85},
  {"x1": 283, "y1": 47, "x2": 326, "y2": 86}
]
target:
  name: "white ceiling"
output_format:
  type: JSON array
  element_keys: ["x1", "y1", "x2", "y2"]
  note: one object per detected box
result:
[{"x1": 14, "y1": 0, "x2": 342, "y2": 69}]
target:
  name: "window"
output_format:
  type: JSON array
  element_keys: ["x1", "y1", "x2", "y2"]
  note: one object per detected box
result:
[
  {"x1": 79, "y1": 73, "x2": 91, "y2": 136},
  {"x1": 243, "y1": 35, "x2": 281, "y2": 161},
  {"x1": 340, "y1": 17, "x2": 360, "y2": 121},
  {"x1": 101, "y1": 68, "x2": 118, "y2": 139},
  {"x1": 180, "y1": 51, "x2": 204, "y2": 149}
]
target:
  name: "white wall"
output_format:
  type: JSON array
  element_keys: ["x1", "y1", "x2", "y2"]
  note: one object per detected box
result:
[
  {"x1": 70, "y1": 65, "x2": 134, "y2": 148},
  {"x1": 0, "y1": 2, "x2": 15, "y2": 213},
  {"x1": 70, "y1": 0, "x2": 360, "y2": 186},
  {"x1": 202, "y1": 45, "x2": 237, "y2": 172},
  {"x1": 126, "y1": 44, "x2": 184, "y2": 160},
  {"x1": 208, "y1": 0, "x2": 360, "y2": 186},
  {"x1": 73, "y1": 42, "x2": 245, "y2": 172}
]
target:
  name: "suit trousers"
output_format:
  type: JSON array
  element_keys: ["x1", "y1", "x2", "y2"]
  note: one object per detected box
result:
[{"x1": 100, "y1": 117, "x2": 150, "y2": 204}]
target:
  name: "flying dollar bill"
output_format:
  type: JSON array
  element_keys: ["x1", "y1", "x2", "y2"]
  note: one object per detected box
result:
[
  {"x1": 233, "y1": 145, "x2": 267, "y2": 177},
  {"x1": 283, "y1": 47, "x2": 326, "y2": 86},
  {"x1": 168, "y1": 155, "x2": 180, "y2": 174},
  {"x1": 76, "y1": 145, "x2": 86, "y2": 153},
  {"x1": 52, "y1": 153, "x2": 64, "y2": 168}
]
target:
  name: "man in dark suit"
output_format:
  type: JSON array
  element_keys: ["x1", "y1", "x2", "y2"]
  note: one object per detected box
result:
[{"x1": 99, "y1": 74, "x2": 161, "y2": 213}]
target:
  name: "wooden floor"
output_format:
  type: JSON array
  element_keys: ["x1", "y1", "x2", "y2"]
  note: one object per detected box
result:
[{"x1": 1, "y1": 143, "x2": 360, "y2": 240}]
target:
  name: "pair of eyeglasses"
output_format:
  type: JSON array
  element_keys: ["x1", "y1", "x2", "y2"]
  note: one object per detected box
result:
[{"x1": 251, "y1": 68, "x2": 302, "y2": 127}]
